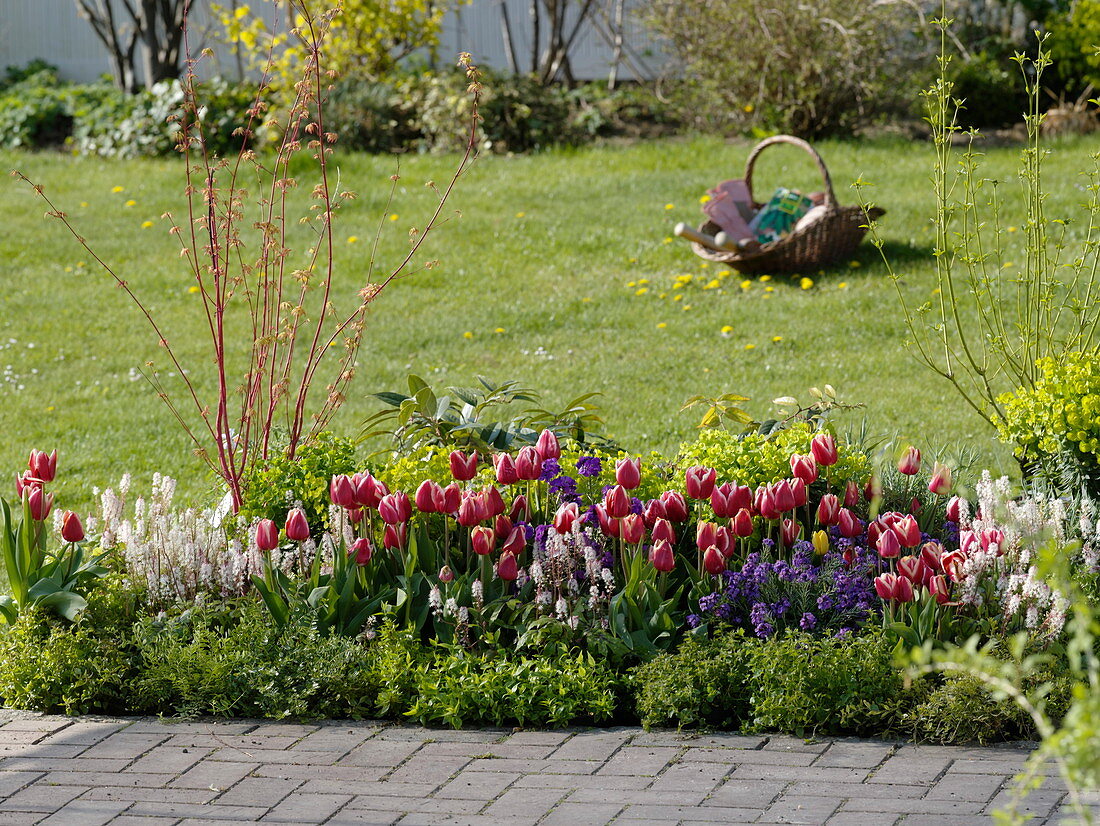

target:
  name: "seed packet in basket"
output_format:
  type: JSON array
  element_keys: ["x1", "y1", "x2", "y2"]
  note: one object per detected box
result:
[
  {"x1": 702, "y1": 179, "x2": 755, "y2": 240},
  {"x1": 748, "y1": 187, "x2": 813, "y2": 243}
]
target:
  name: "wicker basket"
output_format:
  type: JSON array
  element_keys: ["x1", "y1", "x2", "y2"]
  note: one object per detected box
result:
[{"x1": 691, "y1": 135, "x2": 884, "y2": 275}]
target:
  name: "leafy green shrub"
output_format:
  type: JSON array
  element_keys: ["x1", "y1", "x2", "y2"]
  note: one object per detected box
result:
[
  {"x1": 911, "y1": 673, "x2": 1033, "y2": 744},
  {"x1": 996, "y1": 350, "x2": 1100, "y2": 496},
  {"x1": 1049, "y1": 0, "x2": 1100, "y2": 96},
  {"x1": 632, "y1": 631, "x2": 755, "y2": 729},
  {"x1": 0, "y1": 608, "x2": 133, "y2": 714},
  {"x1": 239, "y1": 432, "x2": 358, "y2": 531}
]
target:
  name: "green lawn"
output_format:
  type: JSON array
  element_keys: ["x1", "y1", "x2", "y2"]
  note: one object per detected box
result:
[{"x1": 3, "y1": 134, "x2": 1096, "y2": 508}]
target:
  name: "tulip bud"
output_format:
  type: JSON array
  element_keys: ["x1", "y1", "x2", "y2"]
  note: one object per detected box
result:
[
  {"x1": 554, "y1": 503, "x2": 580, "y2": 534},
  {"x1": 898, "y1": 555, "x2": 928, "y2": 585},
  {"x1": 535, "y1": 429, "x2": 560, "y2": 461},
  {"x1": 876, "y1": 529, "x2": 901, "y2": 559},
  {"x1": 61, "y1": 510, "x2": 84, "y2": 543},
  {"x1": 897, "y1": 446, "x2": 921, "y2": 476},
  {"x1": 790, "y1": 477, "x2": 808, "y2": 508},
  {"x1": 894, "y1": 574, "x2": 915, "y2": 602},
  {"x1": 837, "y1": 508, "x2": 862, "y2": 538},
  {"x1": 330, "y1": 475, "x2": 356, "y2": 509},
  {"x1": 515, "y1": 446, "x2": 543, "y2": 482},
  {"x1": 929, "y1": 574, "x2": 950, "y2": 605},
  {"x1": 685, "y1": 466, "x2": 717, "y2": 500},
  {"x1": 816, "y1": 494, "x2": 840, "y2": 526},
  {"x1": 642, "y1": 499, "x2": 666, "y2": 528},
  {"x1": 843, "y1": 480, "x2": 860, "y2": 508},
  {"x1": 449, "y1": 450, "x2": 479, "y2": 481},
  {"x1": 415, "y1": 480, "x2": 442, "y2": 514},
  {"x1": 927, "y1": 461, "x2": 952, "y2": 495},
  {"x1": 348, "y1": 507, "x2": 364, "y2": 525},
  {"x1": 439, "y1": 565, "x2": 455, "y2": 583},
  {"x1": 285, "y1": 508, "x2": 309, "y2": 541},
  {"x1": 946, "y1": 495, "x2": 965, "y2": 524},
  {"x1": 780, "y1": 518, "x2": 802, "y2": 548},
  {"x1": 615, "y1": 458, "x2": 642, "y2": 490},
  {"x1": 621, "y1": 513, "x2": 645, "y2": 544},
  {"x1": 920, "y1": 541, "x2": 944, "y2": 572},
  {"x1": 731, "y1": 508, "x2": 755, "y2": 538},
  {"x1": 456, "y1": 495, "x2": 481, "y2": 527},
  {"x1": 696, "y1": 520, "x2": 718, "y2": 550},
  {"x1": 483, "y1": 487, "x2": 506, "y2": 519},
  {"x1": 789, "y1": 453, "x2": 818, "y2": 485},
  {"x1": 649, "y1": 539, "x2": 675, "y2": 573},
  {"x1": 502, "y1": 525, "x2": 526, "y2": 555},
  {"x1": 812, "y1": 529, "x2": 829, "y2": 556},
  {"x1": 755, "y1": 486, "x2": 780, "y2": 521},
  {"x1": 773, "y1": 480, "x2": 796, "y2": 513},
  {"x1": 710, "y1": 483, "x2": 739, "y2": 519},
  {"x1": 496, "y1": 552, "x2": 518, "y2": 581},
  {"x1": 494, "y1": 515, "x2": 513, "y2": 542},
  {"x1": 703, "y1": 545, "x2": 726, "y2": 575},
  {"x1": 351, "y1": 537, "x2": 373, "y2": 565},
  {"x1": 255, "y1": 518, "x2": 279, "y2": 551},
  {"x1": 659, "y1": 491, "x2": 690, "y2": 522},
  {"x1": 652, "y1": 517, "x2": 676, "y2": 545},
  {"x1": 440, "y1": 483, "x2": 462, "y2": 515},
  {"x1": 895, "y1": 515, "x2": 922, "y2": 548},
  {"x1": 378, "y1": 492, "x2": 412, "y2": 525},
  {"x1": 28, "y1": 449, "x2": 57, "y2": 483},
  {"x1": 810, "y1": 433, "x2": 838, "y2": 467},
  {"x1": 383, "y1": 522, "x2": 406, "y2": 551},
  {"x1": 471, "y1": 525, "x2": 495, "y2": 556},
  {"x1": 353, "y1": 473, "x2": 383, "y2": 509},
  {"x1": 715, "y1": 526, "x2": 735, "y2": 558},
  {"x1": 595, "y1": 504, "x2": 619, "y2": 538},
  {"x1": 493, "y1": 453, "x2": 518, "y2": 485},
  {"x1": 603, "y1": 485, "x2": 631, "y2": 519},
  {"x1": 508, "y1": 494, "x2": 529, "y2": 523}
]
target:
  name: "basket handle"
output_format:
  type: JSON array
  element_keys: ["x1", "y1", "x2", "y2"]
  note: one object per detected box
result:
[{"x1": 743, "y1": 135, "x2": 838, "y2": 210}]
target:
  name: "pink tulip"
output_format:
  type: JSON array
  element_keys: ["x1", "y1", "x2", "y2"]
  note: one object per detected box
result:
[
  {"x1": 660, "y1": 491, "x2": 690, "y2": 522},
  {"x1": 471, "y1": 525, "x2": 495, "y2": 556},
  {"x1": 449, "y1": 450, "x2": 479, "y2": 481},
  {"x1": 895, "y1": 515, "x2": 922, "y2": 548},
  {"x1": 642, "y1": 499, "x2": 666, "y2": 527},
  {"x1": 981, "y1": 529, "x2": 1006, "y2": 555},
  {"x1": 652, "y1": 517, "x2": 676, "y2": 545},
  {"x1": 773, "y1": 480, "x2": 796, "y2": 513},
  {"x1": 929, "y1": 574, "x2": 951, "y2": 605},
  {"x1": 789, "y1": 454, "x2": 818, "y2": 485},
  {"x1": 810, "y1": 433, "x2": 838, "y2": 466},
  {"x1": 731, "y1": 508, "x2": 755, "y2": 538},
  {"x1": 378, "y1": 492, "x2": 411, "y2": 525},
  {"x1": 515, "y1": 446, "x2": 543, "y2": 481},
  {"x1": 649, "y1": 539, "x2": 675, "y2": 573},
  {"x1": 535, "y1": 429, "x2": 560, "y2": 461},
  {"x1": 942, "y1": 550, "x2": 966, "y2": 582},
  {"x1": 26, "y1": 487, "x2": 53, "y2": 522},
  {"x1": 496, "y1": 552, "x2": 518, "y2": 581},
  {"x1": 352, "y1": 537, "x2": 373, "y2": 565},
  {"x1": 603, "y1": 485, "x2": 632, "y2": 519},
  {"x1": 329, "y1": 475, "x2": 356, "y2": 509},
  {"x1": 898, "y1": 555, "x2": 928, "y2": 585},
  {"x1": 494, "y1": 515, "x2": 513, "y2": 542},
  {"x1": 28, "y1": 449, "x2": 57, "y2": 483},
  {"x1": 415, "y1": 480, "x2": 442, "y2": 514},
  {"x1": 897, "y1": 446, "x2": 921, "y2": 476},
  {"x1": 946, "y1": 495, "x2": 965, "y2": 523},
  {"x1": 778, "y1": 518, "x2": 801, "y2": 548},
  {"x1": 615, "y1": 458, "x2": 642, "y2": 490},
  {"x1": 837, "y1": 508, "x2": 862, "y2": 538},
  {"x1": 816, "y1": 494, "x2": 840, "y2": 526},
  {"x1": 920, "y1": 541, "x2": 944, "y2": 572},
  {"x1": 621, "y1": 513, "x2": 645, "y2": 544},
  {"x1": 255, "y1": 519, "x2": 279, "y2": 551},
  {"x1": 710, "y1": 483, "x2": 740, "y2": 518},
  {"x1": 685, "y1": 466, "x2": 717, "y2": 500},
  {"x1": 457, "y1": 495, "x2": 481, "y2": 527},
  {"x1": 874, "y1": 572, "x2": 897, "y2": 601},
  {"x1": 441, "y1": 483, "x2": 462, "y2": 514},
  {"x1": 352, "y1": 473, "x2": 383, "y2": 509},
  {"x1": 285, "y1": 508, "x2": 309, "y2": 541},
  {"x1": 439, "y1": 565, "x2": 455, "y2": 583},
  {"x1": 595, "y1": 505, "x2": 619, "y2": 538},
  {"x1": 876, "y1": 529, "x2": 901, "y2": 559},
  {"x1": 60, "y1": 511, "x2": 84, "y2": 543},
  {"x1": 15, "y1": 470, "x2": 37, "y2": 498},
  {"x1": 864, "y1": 477, "x2": 881, "y2": 502},
  {"x1": 843, "y1": 480, "x2": 860, "y2": 508},
  {"x1": 696, "y1": 521, "x2": 718, "y2": 551},
  {"x1": 493, "y1": 453, "x2": 518, "y2": 485},
  {"x1": 383, "y1": 522, "x2": 406, "y2": 551},
  {"x1": 502, "y1": 525, "x2": 526, "y2": 556},
  {"x1": 509, "y1": 494, "x2": 529, "y2": 523},
  {"x1": 790, "y1": 477, "x2": 809, "y2": 508},
  {"x1": 347, "y1": 507, "x2": 364, "y2": 525},
  {"x1": 894, "y1": 575, "x2": 915, "y2": 602},
  {"x1": 703, "y1": 545, "x2": 726, "y2": 575},
  {"x1": 716, "y1": 526, "x2": 735, "y2": 558},
  {"x1": 483, "y1": 486, "x2": 506, "y2": 518},
  {"x1": 928, "y1": 462, "x2": 952, "y2": 495},
  {"x1": 553, "y1": 503, "x2": 579, "y2": 534}
]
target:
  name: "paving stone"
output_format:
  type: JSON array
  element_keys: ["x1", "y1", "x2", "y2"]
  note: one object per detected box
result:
[
  {"x1": 780, "y1": 781, "x2": 925, "y2": 800},
  {"x1": 315, "y1": 781, "x2": 437, "y2": 799},
  {"x1": 0, "y1": 783, "x2": 85, "y2": 813},
  {"x1": 80, "y1": 734, "x2": 172, "y2": 761},
  {"x1": 36, "y1": 800, "x2": 129, "y2": 826},
  {"x1": 127, "y1": 802, "x2": 269, "y2": 820},
  {"x1": 38, "y1": 723, "x2": 127, "y2": 747},
  {"x1": 344, "y1": 795, "x2": 484, "y2": 814},
  {"x1": 128, "y1": 747, "x2": 215, "y2": 776},
  {"x1": 0, "y1": 814, "x2": 43, "y2": 826},
  {"x1": 423, "y1": 743, "x2": 555, "y2": 760},
  {"x1": 104, "y1": 817, "x2": 183, "y2": 826},
  {"x1": 325, "y1": 814, "x2": 401, "y2": 826},
  {"x1": 648, "y1": 762, "x2": 730, "y2": 793},
  {"x1": 618, "y1": 804, "x2": 763, "y2": 822},
  {"x1": 386, "y1": 755, "x2": 470, "y2": 786},
  {"x1": 0, "y1": 758, "x2": 130, "y2": 774},
  {"x1": 511, "y1": 773, "x2": 651, "y2": 790},
  {"x1": 170, "y1": 761, "x2": 260, "y2": 791},
  {"x1": 899, "y1": 816, "x2": 996, "y2": 826},
  {"x1": 169, "y1": 737, "x2": 299, "y2": 753},
  {"x1": 498, "y1": 731, "x2": 572, "y2": 747},
  {"x1": 683, "y1": 747, "x2": 818, "y2": 765},
  {"x1": 0, "y1": 719, "x2": 71, "y2": 734},
  {"x1": 539, "y1": 802, "x2": 624, "y2": 826},
  {"x1": 596, "y1": 746, "x2": 679, "y2": 776},
  {"x1": 984, "y1": 787, "x2": 1066, "y2": 817},
  {"x1": 83, "y1": 787, "x2": 217, "y2": 805},
  {"x1": 702, "y1": 779, "x2": 787, "y2": 808},
  {"x1": 825, "y1": 814, "x2": 901, "y2": 826},
  {"x1": 463, "y1": 758, "x2": 602, "y2": 775},
  {"x1": 567, "y1": 788, "x2": 710, "y2": 807},
  {"x1": 375, "y1": 729, "x2": 503, "y2": 744},
  {"x1": 549, "y1": 732, "x2": 630, "y2": 762},
  {"x1": 252, "y1": 765, "x2": 385, "y2": 783},
  {"x1": 865, "y1": 754, "x2": 952, "y2": 785},
  {"x1": 39, "y1": 771, "x2": 170, "y2": 789},
  {"x1": 0, "y1": 733, "x2": 53, "y2": 746},
  {"x1": 482, "y1": 786, "x2": 567, "y2": 820},
  {"x1": 397, "y1": 816, "x2": 539, "y2": 826},
  {"x1": 258, "y1": 792, "x2": 351, "y2": 822},
  {"x1": 764, "y1": 795, "x2": 843, "y2": 824},
  {"x1": 123, "y1": 722, "x2": 256, "y2": 736},
  {"x1": 213, "y1": 778, "x2": 301, "y2": 808},
  {"x1": 0, "y1": 746, "x2": 85, "y2": 760},
  {"x1": 337, "y1": 741, "x2": 422, "y2": 768},
  {"x1": 0, "y1": 773, "x2": 43, "y2": 798},
  {"x1": 925, "y1": 770, "x2": 1006, "y2": 802},
  {"x1": 244, "y1": 725, "x2": 319, "y2": 739},
  {"x1": 208, "y1": 749, "x2": 338, "y2": 765},
  {"x1": 762, "y1": 737, "x2": 831, "y2": 754},
  {"x1": 289, "y1": 729, "x2": 378, "y2": 753},
  {"x1": 839, "y1": 797, "x2": 986, "y2": 815},
  {"x1": 434, "y1": 770, "x2": 519, "y2": 799},
  {"x1": 813, "y1": 742, "x2": 895, "y2": 769},
  {"x1": 730, "y1": 765, "x2": 869, "y2": 783}
]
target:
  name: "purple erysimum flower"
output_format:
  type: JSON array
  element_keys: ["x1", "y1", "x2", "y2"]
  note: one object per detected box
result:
[
  {"x1": 539, "y1": 458, "x2": 562, "y2": 483},
  {"x1": 799, "y1": 612, "x2": 817, "y2": 631},
  {"x1": 576, "y1": 456, "x2": 602, "y2": 477},
  {"x1": 687, "y1": 613, "x2": 703, "y2": 628}
]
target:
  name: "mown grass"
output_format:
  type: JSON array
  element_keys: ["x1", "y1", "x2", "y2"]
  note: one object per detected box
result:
[{"x1": 3, "y1": 133, "x2": 1099, "y2": 508}]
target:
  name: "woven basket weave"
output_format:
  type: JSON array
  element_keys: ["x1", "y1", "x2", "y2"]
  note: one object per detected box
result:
[{"x1": 691, "y1": 135, "x2": 884, "y2": 275}]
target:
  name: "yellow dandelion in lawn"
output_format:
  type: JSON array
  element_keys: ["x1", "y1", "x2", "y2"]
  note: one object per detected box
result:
[
  {"x1": 111, "y1": 186, "x2": 124, "y2": 193},
  {"x1": 763, "y1": 294, "x2": 772, "y2": 299},
  {"x1": 516, "y1": 211, "x2": 526, "y2": 218},
  {"x1": 635, "y1": 287, "x2": 649, "y2": 296},
  {"x1": 740, "y1": 280, "x2": 751, "y2": 290},
  {"x1": 463, "y1": 331, "x2": 473, "y2": 339},
  {"x1": 765, "y1": 286, "x2": 775, "y2": 293},
  {"x1": 699, "y1": 194, "x2": 711, "y2": 204},
  {"x1": 76, "y1": 261, "x2": 85, "y2": 268},
  {"x1": 662, "y1": 237, "x2": 673, "y2": 245},
  {"x1": 328, "y1": 340, "x2": 338, "y2": 347},
  {"x1": 772, "y1": 336, "x2": 783, "y2": 343},
  {"x1": 664, "y1": 203, "x2": 675, "y2": 210},
  {"x1": 628, "y1": 257, "x2": 638, "y2": 264},
  {"x1": 347, "y1": 235, "x2": 359, "y2": 244},
  {"x1": 659, "y1": 292, "x2": 668, "y2": 299},
  {"x1": 494, "y1": 327, "x2": 505, "y2": 334},
  {"x1": 759, "y1": 274, "x2": 772, "y2": 282},
  {"x1": 718, "y1": 269, "x2": 730, "y2": 277},
  {"x1": 188, "y1": 285, "x2": 200, "y2": 294},
  {"x1": 703, "y1": 279, "x2": 720, "y2": 290},
  {"x1": 124, "y1": 199, "x2": 136, "y2": 207},
  {"x1": 141, "y1": 220, "x2": 154, "y2": 229},
  {"x1": 657, "y1": 322, "x2": 667, "y2": 329},
  {"x1": 389, "y1": 214, "x2": 399, "y2": 221},
  {"x1": 933, "y1": 287, "x2": 942, "y2": 295},
  {"x1": 838, "y1": 282, "x2": 848, "y2": 289},
  {"x1": 79, "y1": 201, "x2": 89, "y2": 208},
  {"x1": 1008, "y1": 226, "x2": 1018, "y2": 233},
  {"x1": 64, "y1": 266, "x2": 72, "y2": 273},
  {"x1": 800, "y1": 277, "x2": 813, "y2": 290},
  {"x1": 682, "y1": 304, "x2": 692, "y2": 311},
  {"x1": 582, "y1": 297, "x2": 593, "y2": 303},
  {"x1": 46, "y1": 406, "x2": 54, "y2": 412},
  {"x1": 849, "y1": 260, "x2": 861, "y2": 268},
  {"x1": 673, "y1": 294, "x2": 683, "y2": 302},
  {"x1": 1003, "y1": 261, "x2": 1014, "y2": 269},
  {"x1": 720, "y1": 325, "x2": 734, "y2": 336},
  {"x1": 627, "y1": 281, "x2": 637, "y2": 287},
  {"x1": 638, "y1": 278, "x2": 649, "y2": 285},
  {"x1": 699, "y1": 262, "x2": 709, "y2": 268},
  {"x1": 745, "y1": 343, "x2": 756, "y2": 350},
  {"x1": 743, "y1": 103, "x2": 754, "y2": 113}
]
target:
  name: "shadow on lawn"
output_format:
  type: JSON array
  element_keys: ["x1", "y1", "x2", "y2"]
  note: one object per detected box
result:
[{"x1": 809, "y1": 238, "x2": 935, "y2": 280}]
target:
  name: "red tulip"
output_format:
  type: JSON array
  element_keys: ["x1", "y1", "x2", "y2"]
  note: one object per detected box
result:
[
  {"x1": 843, "y1": 480, "x2": 860, "y2": 508},
  {"x1": 780, "y1": 518, "x2": 802, "y2": 548},
  {"x1": 449, "y1": 450, "x2": 479, "y2": 481},
  {"x1": 696, "y1": 520, "x2": 718, "y2": 550},
  {"x1": 946, "y1": 495, "x2": 965, "y2": 523},
  {"x1": 898, "y1": 555, "x2": 928, "y2": 585},
  {"x1": 553, "y1": 503, "x2": 580, "y2": 534},
  {"x1": 61, "y1": 510, "x2": 84, "y2": 543},
  {"x1": 351, "y1": 537, "x2": 373, "y2": 565},
  {"x1": 615, "y1": 458, "x2": 642, "y2": 490},
  {"x1": 876, "y1": 529, "x2": 901, "y2": 559},
  {"x1": 502, "y1": 525, "x2": 526, "y2": 555},
  {"x1": 439, "y1": 565, "x2": 455, "y2": 583},
  {"x1": 810, "y1": 433, "x2": 838, "y2": 467},
  {"x1": 26, "y1": 487, "x2": 53, "y2": 522},
  {"x1": 15, "y1": 470, "x2": 38, "y2": 498},
  {"x1": 347, "y1": 507, "x2": 364, "y2": 525},
  {"x1": 471, "y1": 525, "x2": 495, "y2": 555},
  {"x1": 652, "y1": 517, "x2": 676, "y2": 545},
  {"x1": 942, "y1": 550, "x2": 966, "y2": 582},
  {"x1": 509, "y1": 494, "x2": 529, "y2": 523},
  {"x1": 874, "y1": 572, "x2": 897, "y2": 601},
  {"x1": 383, "y1": 522, "x2": 407, "y2": 551},
  {"x1": 816, "y1": 494, "x2": 840, "y2": 526},
  {"x1": 285, "y1": 508, "x2": 309, "y2": 541},
  {"x1": 330, "y1": 475, "x2": 356, "y2": 509},
  {"x1": 790, "y1": 477, "x2": 808, "y2": 508},
  {"x1": 894, "y1": 574, "x2": 915, "y2": 602},
  {"x1": 621, "y1": 513, "x2": 645, "y2": 544},
  {"x1": 535, "y1": 429, "x2": 560, "y2": 461},
  {"x1": 773, "y1": 480, "x2": 796, "y2": 513},
  {"x1": 959, "y1": 530, "x2": 979, "y2": 556},
  {"x1": 660, "y1": 491, "x2": 690, "y2": 522},
  {"x1": 837, "y1": 508, "x2": 862, "y2": 538},
  {"x1": 703, "y1": 545, "x2": 726, "y2": 575},
  {"x1": 897, "y1": 446, "x2": 921, "y2": 476},
  {"x1": 28, "y1": 449, "x2": 57, "y2": 483},
  {"x1": 685, "y1": 466, "x2": 717, "y2": 500},
  {"x1": 493, "y1": 453, "x2": 518, "y2": 485},
  {"x1": 494, "y1": 515, "x2": 513, "y2": 542},
  {"x1": 515, "y1": 446, "x2": 543, "y2": 481},
  {"x1": 604, "y1": 485, "x2": 631, "y2": 519},
  {"x1": 415, "y1": 480, "x2": 442, "y2": 514},
  {"x1": 981, "y1": 529, "x2": 1007, "y2": 555},
  {"x1": 755, "y1": 486, "x2": 780, "y2": 520},
  {"x1": 441, "y1": 483, "x2": 462, "y2": 514},
  {"x1": 642, "y1": 499, "x2": 666, "y2": 527},
  {"x1": 255, "y1": 518, "x2": 279, "y2": 551},
  {"x1": 895, "y1": 515, "x2": 922, "y2": 548},
  {"x1": 353, "y1": 473, "x2": 384, "y2": 509},
  {"x1": 595, "y1": 505, "x2": 619, "y2": 538},
  {"x1": 483, "y1": 486, "x2": 506, "y2": 518},
  {"x1": 715, "y1": 526, "x2": 735, "y2": 558},
  {"x1": 496, "y1": 552, "x2": 518, "y2": 581},
  {"x1": 378, "y1": 492, "x2": 412, "y2": 525},
  {"x1": 457, "y1": 495, "x2": 481, "y2": 527},
  {"x1": 920, "y1": 541, "x2": 944, "y2": 572},
  {"x1": 731, "y1": 508, "x2": 755, "y2": 538},
  {"x1": 710, "y1": 483, "x2": 739, "y2": 518},
  {"x1": 789, "y1": 453, "x2": 818, "y2": 485},
  {"x1": 649, "y1": 539, "x2": 675, "y2": 572},
  {"x1": 928, "y1": 462, "x2": 952, "y2": 495},
  {"x1": 929, "y1": 574, "x2": 951, "y2": 605}
]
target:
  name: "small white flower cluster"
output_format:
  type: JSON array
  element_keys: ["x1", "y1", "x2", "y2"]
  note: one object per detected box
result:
[
  {"x1": 97, "y1": 473, "x2": 261, "y2": 606},
  {"x1": 531, "y1": 520, "x2": 613, "y2": 631}
]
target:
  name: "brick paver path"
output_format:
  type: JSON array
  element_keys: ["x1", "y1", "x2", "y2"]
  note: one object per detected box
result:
[{"x1": 0, "y1": 712, "x2": 1090, "y2": 825}]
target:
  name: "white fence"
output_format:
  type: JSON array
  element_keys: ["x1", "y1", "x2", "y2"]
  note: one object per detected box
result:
[{"x1": 0, "y1": 0, "x2": 666, "y2": 84}]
